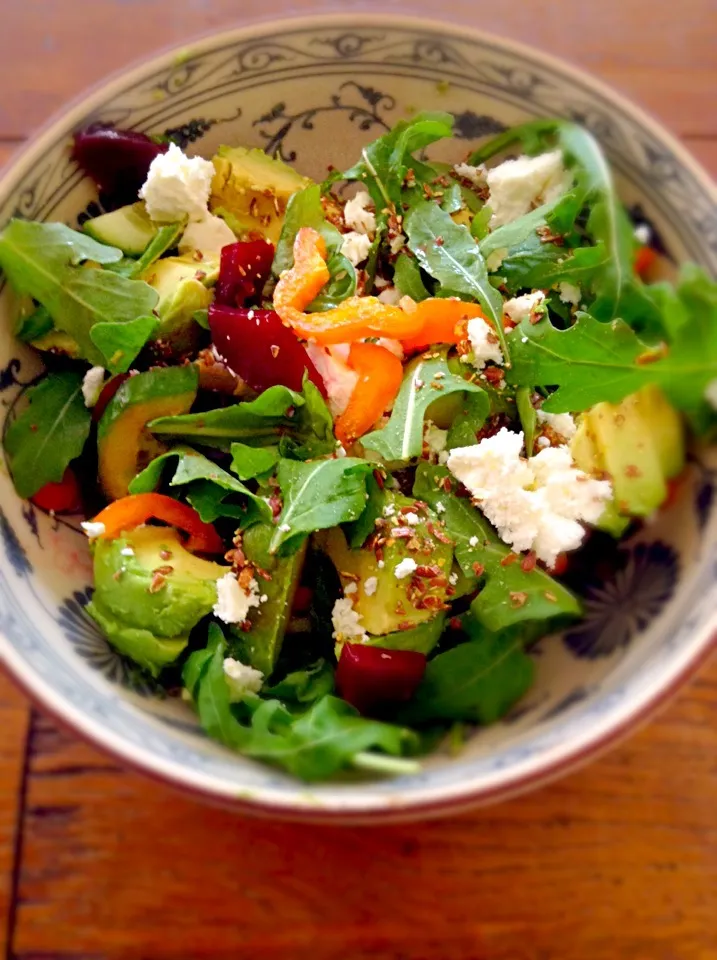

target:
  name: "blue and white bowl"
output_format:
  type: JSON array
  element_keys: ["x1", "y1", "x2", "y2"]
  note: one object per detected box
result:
[{"x1": 0, "y1": 14, "x2": 715, "y2": 822}]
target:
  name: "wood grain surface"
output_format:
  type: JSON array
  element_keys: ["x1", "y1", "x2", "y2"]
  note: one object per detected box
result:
[{"x1": 1, "y1": 3, "x2": 716, "y2": 958}]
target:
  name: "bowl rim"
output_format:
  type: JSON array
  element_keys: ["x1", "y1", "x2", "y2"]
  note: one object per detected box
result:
[{"x1": 1, "y1": 10, "x2": 716, "y2": 822}]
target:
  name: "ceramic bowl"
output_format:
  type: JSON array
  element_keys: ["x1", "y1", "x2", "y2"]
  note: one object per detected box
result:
[{"x1": 1, "y1": 14, "x2": 716, "y2": 823}]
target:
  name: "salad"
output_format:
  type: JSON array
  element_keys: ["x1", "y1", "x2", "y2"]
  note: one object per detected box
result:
[{"x1": 1, "y1": 112, "x2": 715, "y2": 782}]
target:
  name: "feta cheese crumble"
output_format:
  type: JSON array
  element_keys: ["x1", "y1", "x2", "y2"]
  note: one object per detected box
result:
[
  {"x1": 81, "y1": 366, "x2": 105, "y2": 408},
  {"x1": 179, "y1": 212, "x2": 236, "y2": 256},
  {"x1": 223, "y1": 657, "x2": 264, "y2": 699},
  {"x1": 139, "y1": 142, "x2": 215, "y2": 223},
  {"x1": 343, "y1": 189, "x2": 376, "y2": 235},
  {"x1": 468, "y1": 535, "x2": 479, "y2": 548},
  {"x1": 436, "y1": 501, "x2": 446, "y2": 514},
  {"x1": 364, "y1": 576, "x2": 378, "y2": 597},
  {"x1": 80, "y1": 521, "x2": 106, "y2": 539},
  {"x1": 340, "y1": 230, "x2": 372, "y2": 266},
  {"x1": 213, "y1": 572, "x2": 263, "y2": 624},
  {"x1": 119, "y1": 546, "x2": 135, "y2": 557},
  {"x1": 557, "y1": 281, "x2": 581, "y2": 307},
  {"x1": 344, "y1": 581, "x2": 358, "y2": 595},
  {"x1": 536, "y1": 409, "x2": 577, "y2": 441},
  {"x1": 377, "y1": 286, "x2": 403, "y2": 306},
  {"x1": 453, "y1": 162, "x2": 487, "y2": 186},
  {"x1": 306, "y1": 344, "x2": 359, "y2": 417},
  {"x1": 467, "y1": 316, "x2": 504, "y2": 369},
  {"x1": 331, "y1": 597, "x2": 368, "y2": 643},
  {"x1": 446, "y1": 428, "x2": 612, "y2": 566},
  {"x1": 503, "y1": 291, "x2": 546, "y2": 325},
  {"x1": 404, "y1": 512, "x2": 420, "y2": 526},
  {"x1": 634, "y1": 223, "x2": 652, "y2": 245},
  {"x1": 394, "y1": 557, "x2": 418, "y2": 580},
  {"x1": 485, "y1": 150, "x2": 571, "y2": 228},
  {"x1": 424, "y1": 421, "x2": 448, "y2": 461}
]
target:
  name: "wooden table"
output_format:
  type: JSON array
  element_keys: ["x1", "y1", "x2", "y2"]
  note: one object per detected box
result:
[{"x1": 1, "y1": 2, "x2": 716, "y2": 957}]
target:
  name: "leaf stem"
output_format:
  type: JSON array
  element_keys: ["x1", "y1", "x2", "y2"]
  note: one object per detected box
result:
[{"x1": 351, "y1": 752, "x2": 421, "y2": 776}]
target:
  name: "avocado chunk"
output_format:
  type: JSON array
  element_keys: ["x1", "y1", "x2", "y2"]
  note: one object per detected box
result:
[
  {"x1": 229, "y1": 522, "x2": 307, "y2": 677},
  {"x1": 142, "y1": 257, "x2": 214, "y2": 353},
  {"x1": 210, "y1": 146, "x2": 310, "y2": 245},
  {"x1": 318, "y1": 490, "x2": 454, "y2": 637},
  {"x1": 97, "y1": 364, "x2": 198, "y2": 500},
  {"x1": 83, "y1": 203, "x2": 160, "y2": 256},
  {"x1": 363, "y1": 613, "x2": 446, "y2": 655},
  {"x1": 87, "y1": 526, "x2": 228, "y2": 675},
  {"x1": 637, "y1": 385, "x2": 685, "y2": 480},
  {"x1": 29, "y1": 329, "x2": 81, "y2": 358}
]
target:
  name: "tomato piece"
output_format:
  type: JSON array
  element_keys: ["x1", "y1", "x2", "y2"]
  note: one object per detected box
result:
[
  {"x1": 635, "y1": 246, "x2": 658, "y2": 278},
  {"x1": 72, "y1": 124, "x2": 168, "y2": 204},
  {"x1": 92, "y1": 373, "x2": 130, "y2": 423},
  {"x1": 30, "y1": 468, "x2": 82, "y2": 514},
  {"x1": 208, "y1": 303, "x2": 327, "y2": 397},
  {"x1": 335, "y1": 342, "x2": 403, "y2": 447},
  {"x1": 91, "y1": 493, "x2": 224, "y2": 554},
  {"x1": 215, "y1": 240, "x2": 275, "y2": 307},
  {"x1": 335, "y1": 643, "x2": 427, "y2": 716}
]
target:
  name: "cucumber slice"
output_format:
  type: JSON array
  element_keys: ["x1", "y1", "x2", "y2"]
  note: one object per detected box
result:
[{"x1": 83, "y1": 203, "x2": 158, "y2": 256}]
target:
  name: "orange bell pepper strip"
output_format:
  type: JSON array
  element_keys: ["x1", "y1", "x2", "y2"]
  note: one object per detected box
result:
[
  {"x1": 335, "y1": 342, "x2": 404, "y2": 447},
  {"x1": 635, "y1": 245, "x2": 658, "y2": 279},
  {"x1": 90, "y1": 494, "x2": 224, "y2": 554},
  {"x1": 273, "y1": 228, "x2": 418, "y2": 344},
  {"x1": 401, "y1": 298, "x2": 488, "y2": 352}
]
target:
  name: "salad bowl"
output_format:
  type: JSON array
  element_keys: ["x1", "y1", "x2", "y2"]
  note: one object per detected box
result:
[{"x1": 0, "y1": 13, "x2": 716, "y2": 822}]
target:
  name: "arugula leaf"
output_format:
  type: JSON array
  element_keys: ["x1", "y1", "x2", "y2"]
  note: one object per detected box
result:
[
  {"x1": 498, "y1": 236, "x2": 608, "y2": 296},
  {"x1": 271, "y1": 457, "x2": 374, "y2": 555},
  {"x1": 441, "y1": 182, "x2": 464, "y2": 215},
  {"x1": 516, "y1": 386, "x2": 537, "y2": 456},
  {"x1": 15, "y1": 304, "x2": 53, "y2": 342},
  {"x1": 508, "y1": 269, "x2": 717, "y2": 425},
  {"x1": 479, "y1": 198, "x2": 562, "y2": 262},
  {"x1": 185, "y1": 481, "x2": 257, "y2": 524},
  {"x1": 130, "y1": 222, "x2": 184, "y2": 277},
  {"x1": 413, "y1": 463, "x2": 580, "y2": 632},
  {"x1": 393, "y1": 252, "x2": 430, "y2": 301},
  {"x1": 129, "y1": 445, "x2": 271, "y2": 523},
  {"x1": 362, "y1": 348, "x2": 484, "y2": 462},
  {"x1": 0, "y1": 219, "x2": 159, "y2": 366},
  {"x1": 340, "y1": 111, "x2": 453, "y2": 208},
  {"x1": 404, "y1": 200, "x2": 507, "y2": 356},
  {"x1": 273, "y1": 184, "x2": 356, "y2": 309},
  {"x1": 185, "y1": 627, "x2": 416, "y2": 781},
  {"x1": 401, "y1": 621, "x2": 535, "y2": 724},
  {"x1": 262, "y1": 660, "x2": 334, "y2": 704},
  {"x1": 230, "y1": 443, "x2": 279, "y2": 480},
  {"x1": 343, "y1": 470, "x2": 383, "y2": 548},
  {"x1": 150, "y1": 382, "x2": 335, "y2": 458},
  {"x1": 445, "y1": 391, "x2": 490, "y2": 450},
  {"x1": 89, "y1": 315, "x2": 158, "y2": 373},
  {"x1": 4, "y1": 372, "x2": 91, "y2": 498}
]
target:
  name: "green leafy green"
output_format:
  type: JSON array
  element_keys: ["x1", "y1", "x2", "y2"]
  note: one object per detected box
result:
[
  {"x1": 149, "y1": 381, "x2": 335, "y2": 457},
  {"x1": 362, "y1": 348, "x2": 484, "y2": 462},
  {"x1": 516, "y1": 387, "x2": 537, "y2": 456},
  {"x1": 271, "y1": 456, "x2": 374, "y2": 555},
  {"x1": 340, "y1": 111, "x2": 453, "y2": 208},
  {"x1": 89, "y1": 315, "x2": 158, "y2": 373},
  {"x1": 393, "y1": 252, "x2": 430, "y2": 301},
  {"x1": 185, "y1": 481, "x2": 256, "y2": 524},
  {"x1": 0, "y1": 219, "x2": 159, "y2": 366},
  {"x1": 413, "y1": 463, "x2": 580, "y2": 632},
  {"x1": 445, "y1": 391, "x2": 490, "y2": 450},
  {"x1": 4, "y1": 372, "x2": 91, "y2": 498},
  {"x1": 273, "y1": 184, "x2": 356, "y2": 309},
  {"x1": 404, "y1": 200, "x2": 507, "y2": 356},
  {"x1": 230, "y1": 443, "x2": 280, "y2": 480},
  {"x1": 498, "y1": 236, "x2": 608, "y2": 296},
  {"x1": 184, "y1": 627, "x2": 416, "y2": 781},
  {"x1": 130, "y1": 222, "x2": 184, "y2": 277},
  {"x1": 262, "y1": 660, "x2": 335, "y2": 704},
  {"x1": 15, "y1": 304, "x2": 53, "y2": 342},
  {"x1": 401, "y1": 621, "x2": 535, "y2": 724},
  {"x1": 343, "y1": 470, "x2": 383, "y2": 548},
  {"x1": 129, "y1": 445, "x2": 271, "y2": 524}
]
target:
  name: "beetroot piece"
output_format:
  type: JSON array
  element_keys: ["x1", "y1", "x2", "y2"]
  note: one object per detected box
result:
[
  {"x1": 215, "y1": 240, "x2": 275, "y2": 307},
  {"x1": 72, "y1": 124, "x2": 168, "y2": 205},
  {"x1": 208, "y1": 304, "x2": 327, "y2": 397},
  {"x1": 335, "y1": 643, "x2": 427, "y2": 716}
]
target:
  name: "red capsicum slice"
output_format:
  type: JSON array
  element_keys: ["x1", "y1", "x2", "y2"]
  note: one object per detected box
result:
[
  {"x1": 30, "y1": 468, "x2": 82, "y2": 514},
  {"x1": 90, "y1": 493, "x2": 224, "y2": 554}
]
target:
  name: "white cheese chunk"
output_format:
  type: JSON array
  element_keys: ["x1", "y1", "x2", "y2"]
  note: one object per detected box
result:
[
  {"x1": 81, "y1": 366, "x2": 105, "y2": 408},
  {"x1": 363, "y1": 576, "x2": 378, "y2": 597},
  {"x1": 536, "y1": 410, "x2": 577, "y2": 441},
  {"x1": 139, "y1": 142, "x2": 215, "y2": 223},
  {"x1": 446, "y1": 428, "x2": 612, "y2": 566},
  {"x1": 424, "y1": 421, "x2": 448, "y2": 461},
  {"x1": 331, "y1": 597, "x2": 368, "y2": 643},
  {"x1": 213, "y1": 572, "x2": 263, "y2": 624},
  {"x1": 557, "y1": 281, "x2": 582, "y2": 306},
  {"x1": 340, "y1": 230, "x2": 372, "y2": 266},
  {"x1": 223, "y1": 657, "x2": 264, "y2": 699},
  {"x1": 343, "y1": 189, "x2": 376, "y2": 235},
  {"x1": 80, "y1": 521, "x2": 106, "y2": 539},
  {"x1": 486, "y1": 150, "x2": 571, "y2": 228},
  {"x1": 394, "y1": 557, "x2": 418, "y2": 580},
  {"x1": 453, "y1": 162, "x2": 487, "y2": 186},
  {"x1": 467, "y1": 316, "x2": 503, "y2": 369},
  {"x1": 503, "y1": 290, "x2": 546, "y2": 325},
  {"x1": 377, "y1": 286, "x2": 403, "y2": 306},
  {"x1": 179, "y1": 212, "x2": 236, "y2": 257}
]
